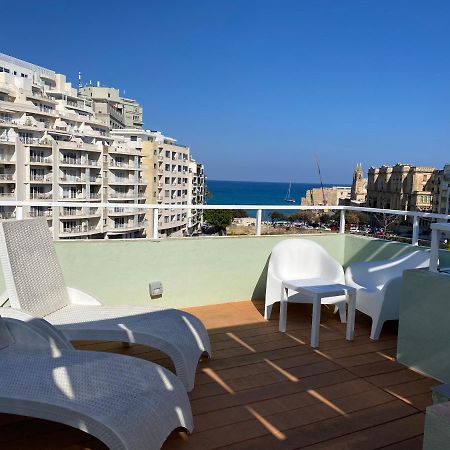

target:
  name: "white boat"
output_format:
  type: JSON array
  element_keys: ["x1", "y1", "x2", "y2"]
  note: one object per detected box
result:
[{"x1": 284, "y1": 182, "x2": 296, "y2": 203}]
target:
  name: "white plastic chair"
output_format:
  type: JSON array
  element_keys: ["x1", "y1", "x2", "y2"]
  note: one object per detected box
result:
[
  {"x1": 0, "y1": 218, "x2": 211, "y2": 392},
  {"x1": 345, "y1": 250, "x2": 430, "y2": 340},
  {"x1": 0, "y1": 311, "x2": 192, "y2": 450},
  {"x1": 265, "y1": 239, "x2": 347, "y2": 321}
]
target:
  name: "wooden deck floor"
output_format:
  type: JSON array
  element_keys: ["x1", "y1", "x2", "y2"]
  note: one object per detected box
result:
[{"x1": 0, "y1": 300, "x2": 437, "y2": 449}]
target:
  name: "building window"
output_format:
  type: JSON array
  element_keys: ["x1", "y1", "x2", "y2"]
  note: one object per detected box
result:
[{"x1": 130, "y1": 136, "x2": 137, "y2": 141}]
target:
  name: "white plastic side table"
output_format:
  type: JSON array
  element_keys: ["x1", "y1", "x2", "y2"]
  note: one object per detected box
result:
[{"x1": 279, "y1": 279, "x2": 356, "y2": 348}]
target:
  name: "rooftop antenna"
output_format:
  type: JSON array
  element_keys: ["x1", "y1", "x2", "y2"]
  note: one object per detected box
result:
[{"x1": 78, "y1": 72, "x2": 82, "y2": 89}]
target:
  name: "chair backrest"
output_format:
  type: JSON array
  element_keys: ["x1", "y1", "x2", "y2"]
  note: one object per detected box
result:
[
  {"x1": 0, "y1": 317, "x2": 14, "y2": 349},
  {"x1": 268, "y1": 239, "x2": 344, "y2": 282},
  {"x1": 0, "y1": 219, "x2": 69, "y2": 317},
  {"x1": 347, "y1": 250, "x2": 430, "y2": 289}
]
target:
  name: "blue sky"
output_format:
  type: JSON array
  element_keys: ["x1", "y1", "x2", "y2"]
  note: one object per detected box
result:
[{"x1": 2, "y1": 0, "x2": 449, "y2": 183}]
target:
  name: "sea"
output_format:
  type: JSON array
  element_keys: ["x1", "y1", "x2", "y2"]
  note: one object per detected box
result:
[{"x1": 206, "y1": 180, "x2": 338, "y2": 218}]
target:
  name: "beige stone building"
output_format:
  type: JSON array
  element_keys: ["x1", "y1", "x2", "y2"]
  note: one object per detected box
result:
[
  {"x1": 432, "y1": 164, "x2": 450, "y2": 215},
  {"x1": 301, "y1": 186, "x2": 351, "y2": 206},
  {"x1": 110, "y1": 129, "x2": 204, "y2": 237},
  {"x1": 366, "y1": 164, "x2": 434, "y2": 212},
  {"x1": 79, "y1": 85, "x2": 143, "y2": 130}
]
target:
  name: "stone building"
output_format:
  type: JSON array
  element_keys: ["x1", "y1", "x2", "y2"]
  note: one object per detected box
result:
[
  {"x1": 301, "y1": 186, "x2": 351, "y2": 206},
  {"x1": 366, "y1": 164, "x2": 434, "y2": 212},
  {"x1": 432, "y1": 164, "x2": 450, "y2": 215},
  {"x1": 350, "y1": 163, "x2": 367, "y2": 205}
]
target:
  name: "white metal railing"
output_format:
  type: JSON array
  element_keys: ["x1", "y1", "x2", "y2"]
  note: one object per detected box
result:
[
  {"x1": 430, "y1": 222, "x2": 450, "y2": 273},
  {"x1": 0, "y1": 201, "x2": 449, "y2": 242}
]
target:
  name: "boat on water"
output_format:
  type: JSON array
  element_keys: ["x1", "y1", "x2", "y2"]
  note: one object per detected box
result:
[{"x1": 284, "y1": 182, "x2": 296, "y2": 203}]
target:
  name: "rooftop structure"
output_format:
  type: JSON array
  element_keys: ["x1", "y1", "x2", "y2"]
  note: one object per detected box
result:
[{"x1": 79, "y1": 85, "x2": 143, "y2": 129}]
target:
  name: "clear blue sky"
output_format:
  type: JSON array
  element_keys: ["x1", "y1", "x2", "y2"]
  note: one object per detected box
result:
[{"x1": 3, "y1": 0, "x2": 449, "y2": 183}]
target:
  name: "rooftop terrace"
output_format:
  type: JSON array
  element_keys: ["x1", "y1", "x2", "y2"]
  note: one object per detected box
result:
[{"x1": 0, "y1": 212, "x2": 448, "y2": 449}]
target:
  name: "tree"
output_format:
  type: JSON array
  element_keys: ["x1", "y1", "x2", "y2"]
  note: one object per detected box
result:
[
  {"x1": 374, "y1": 213, "x2": 400, "y2": 234},
  {"x1": 269, "y1": 211, "x2": 285, "y2": 224},
  {"x1": 231, "y1": 209, "x2": 248, "y2": 219},
  {"x1": 203, "y1": 209, "x2": 233, "y2": 235}
]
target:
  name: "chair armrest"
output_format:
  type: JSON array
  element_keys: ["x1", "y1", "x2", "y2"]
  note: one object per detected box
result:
[
  {"x1": 0, "y1": 308, "x2": 74, "y2": 351},
  {"x1": 67, "y1": 287, "x2": 103, "y2": 306}
]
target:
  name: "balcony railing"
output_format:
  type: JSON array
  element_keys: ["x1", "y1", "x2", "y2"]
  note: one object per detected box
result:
[
  {"x1": 30, "y1": 155, "x2": 52, "y2": 164},
  {"x1": 30, "y1": 174, "x2": 52, "y2": 182},
  {"x1": 0, "y1": 211, "x2": 15, "y2": 219},
  {"x1": 61, "y1": 158, "x2": 83, "y2": 165},
  {"x1": 30, "y1": 192, "x2": 52, "y2": 199},
  {"x1": 1, "y1": 202, "x2": 450, "y2": 246},
  {"x1": 0, "y1": 174, "x2": 14, "y2": 181},
  {"x1": 0, "y1": 136, "x2": 15, "y2": 143},
  {"x1": 29, "y1": 210, "x2": 52, "y2": 217}
]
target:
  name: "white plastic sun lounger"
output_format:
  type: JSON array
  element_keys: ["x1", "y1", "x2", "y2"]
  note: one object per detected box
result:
[
  {"x1": 0, "y1": 311, "x2": 193, "y2": 450},
  {"x1": 0, "y1": 218, "x2": 211, "y2": 392}
]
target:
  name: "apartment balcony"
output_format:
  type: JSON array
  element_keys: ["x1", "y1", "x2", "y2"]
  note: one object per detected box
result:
[
  {"x1": 2, "y1": 203, "x2": 450, "y2": 448},
  {"x1": 60, "y1": 158, "x2": 84, "y2": 166},
  {"x1": 60, "y1": 207, "x2": 100, "y2": 218},
  {"x1": 0, "y1": 154, "x2": 15, "y2": 164},
  {"x1": 89, "y1": 192, "x2": 102, "y2": 200},
  {"x1": 0, "y1": 174, "x2": 15, "y2": 182},
  {"x1": 30, "y1": 155, "x2": 52, "y2": 165},
  {"x1": 28, "y1": 209, "x2": 52, "y2": 218},
  {"x1": 59, "y1": 176, "x2": 85, "y2": 184},
  {"x1": 0, "y1": 135, "x2": 15, "y2": 144},
  {"x1": 107, "y1": 192, "x2": 136, "y2": 199},
  {"x1": 109, "y1": 177, "x2": 136, "y2": 185},
  {"x1": 0, "y1": 211, "x2": 15, "y2": 219},
  {"x1": 89, "y1": 176, "x2": 102, "y2": 183},
  {"x1": 0, "y1": 192, "x2": 15, "y2": 200},
  {"x1": 109, "y1": 161, "x2": 137, "y2": 170},
  {"x1": 30, "y1": 192, "x2": 52, "y2": 200},
  {"x1": 60, "y1": 224, "x2": 99, "y2": 236},
  {"x1": 30, "y1": 174, "x2": 53, "y2": 183},
  {"x1": 108, "y1": 207, "x2": 140, "y2": 216}
]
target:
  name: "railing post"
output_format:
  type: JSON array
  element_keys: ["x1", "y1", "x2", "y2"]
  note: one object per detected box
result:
[
  {"x1": 430, "y1": 228, "x2": 439, "y2": 273},
  {"x1": 152, "y1": 207, "x2": 158, "y2": 240},
  {"x1": 256, "y1": 209, "x2": 262, "y2": 236},
  {"x1": 412, "y1": 215, "x2": 419, "y2": 246},
  {"x1": 339, "y1": 209, "x2": 345, "y2": 234}
]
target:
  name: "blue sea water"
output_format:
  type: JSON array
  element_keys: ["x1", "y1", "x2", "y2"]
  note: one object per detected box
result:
[{"x1": 206, "y1": 180, "x2": 336, "y2": 217}]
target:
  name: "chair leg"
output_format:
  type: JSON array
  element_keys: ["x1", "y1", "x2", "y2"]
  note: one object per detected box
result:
[
  {"x1": 370, "y1": 317, "x2": 385, "y2": 341},
  {"x1": 264, "y1": 304, "x2": 273, "y2": 320},
  {"x1": 337, "y1": 303, "x2": 347, "y2": 324}
]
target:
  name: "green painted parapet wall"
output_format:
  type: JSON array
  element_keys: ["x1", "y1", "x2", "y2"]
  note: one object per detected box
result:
[
  {"x1": 0, "y1": 233, "x2": 446, "y2": 309},
  {"x1": 398, "y1": 269, "x2": 450, "y2": 383},
  {"x1": 54, "y1": 234, "x2": 345, "y2": 308}
]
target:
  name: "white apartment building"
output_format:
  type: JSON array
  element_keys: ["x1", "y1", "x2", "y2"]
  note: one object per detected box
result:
[
  {"x1": 111, "y1": 129, "x2": 204, "y2": 237},
  {"x1": 79, "y1": 85, "x2": 143, "y2": 129},
  {"x1": 0, "y1": 53, "x2": 145, "y2": 239}
]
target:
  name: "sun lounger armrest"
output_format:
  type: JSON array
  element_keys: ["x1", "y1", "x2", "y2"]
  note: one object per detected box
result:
[
  {"x1": 0, "y1": 308, "x2": 74, "y2": 351},
  {"x1": 67, "y1": 287, "x2": 103, "y2": 306}
]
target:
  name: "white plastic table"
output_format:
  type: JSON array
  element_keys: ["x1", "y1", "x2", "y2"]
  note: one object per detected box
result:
[{"x1": 279, "y1": 279, "x2": 356, "y2": 348}]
